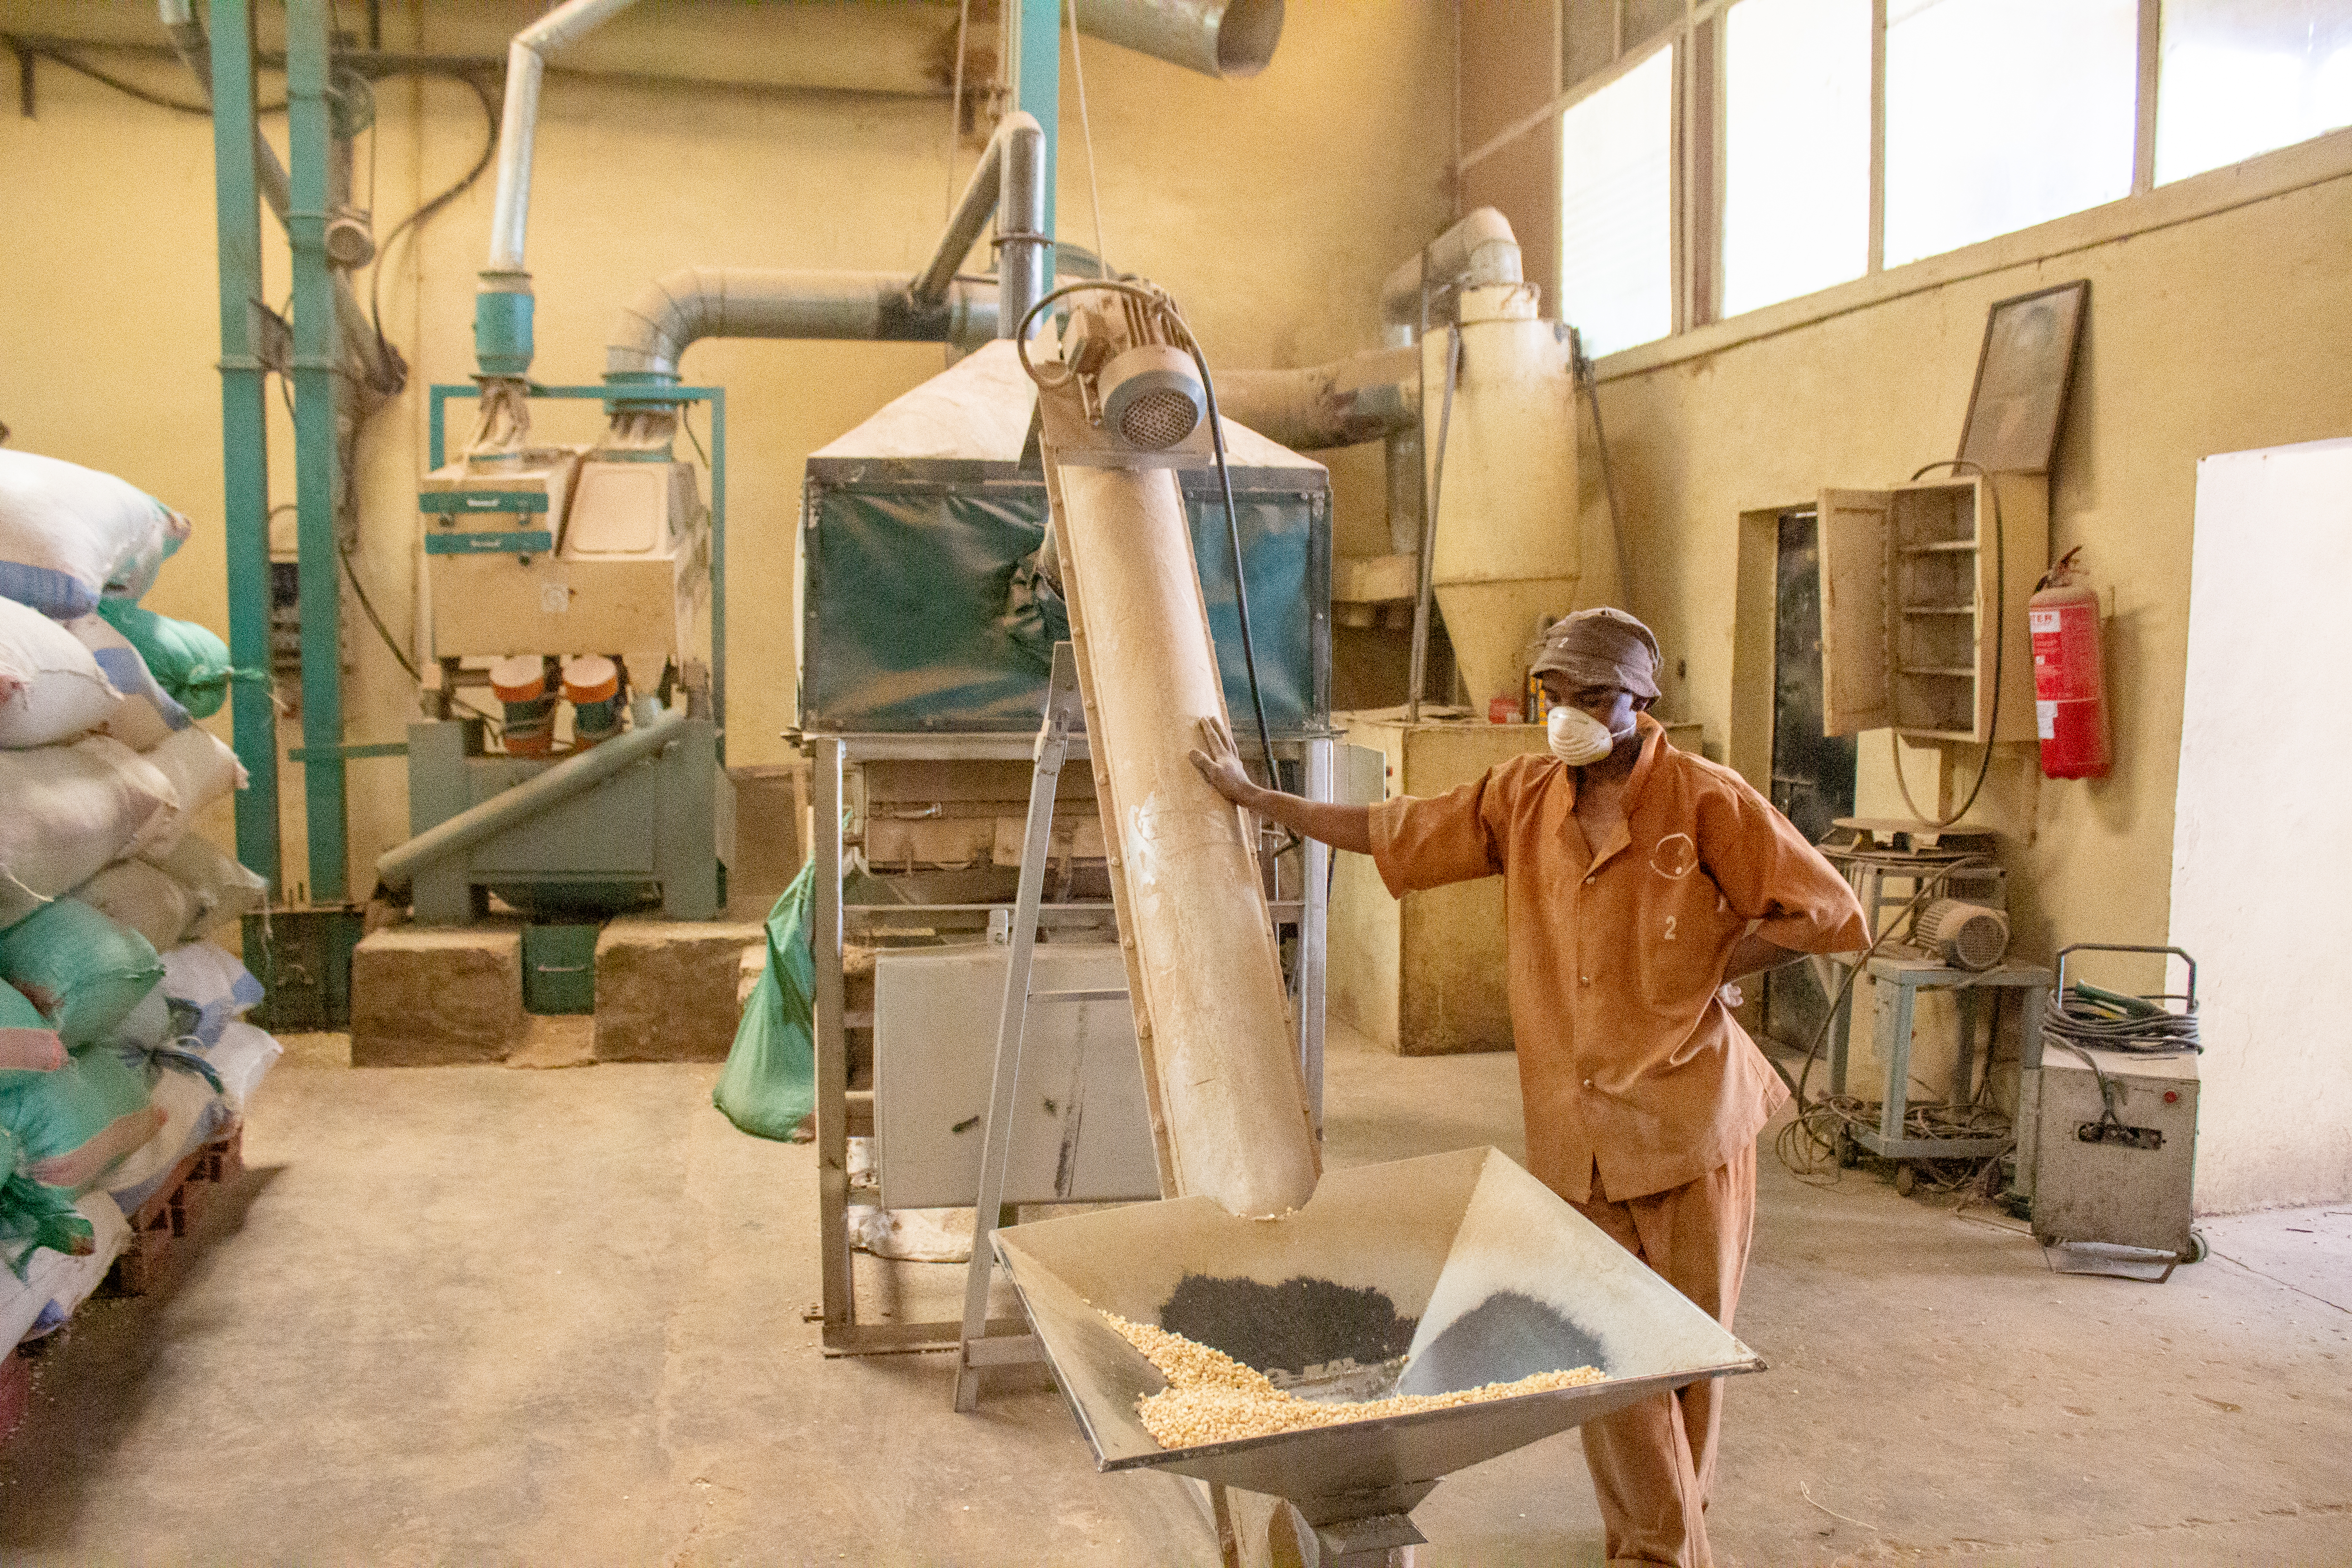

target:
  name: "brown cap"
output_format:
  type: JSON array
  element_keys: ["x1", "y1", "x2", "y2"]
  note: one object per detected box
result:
[{"x1": 1529, "y1": 607, "x2": 1661, "y2": 700}]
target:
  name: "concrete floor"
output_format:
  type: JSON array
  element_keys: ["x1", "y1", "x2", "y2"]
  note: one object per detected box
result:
[{"x1": 1, "y1": 1024, "x2": 2347, "y2": 1566}]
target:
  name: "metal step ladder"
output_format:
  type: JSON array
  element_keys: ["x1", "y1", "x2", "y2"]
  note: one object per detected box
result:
[{"x1": 953, "y1": 643, "x2": 1133, "y2": 1411}]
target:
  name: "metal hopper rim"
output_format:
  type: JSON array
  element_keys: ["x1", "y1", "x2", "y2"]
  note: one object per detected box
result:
[{"x1": 1000, "y1": 1264, "x2": 1766, "y2": 1476}]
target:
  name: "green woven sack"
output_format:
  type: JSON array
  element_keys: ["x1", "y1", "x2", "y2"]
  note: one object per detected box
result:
[
  {"x1": 713, "y1": 862, "x2": 817, "y2": 1142},
  {"x1": 0, "y1": 898, "x2": 164, "y2": 1047},
  {"x1": 94, "y1": 599, "x2": 236, "y2": 719}
]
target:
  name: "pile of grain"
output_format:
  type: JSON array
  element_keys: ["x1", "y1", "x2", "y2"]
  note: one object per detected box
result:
[{"x1": 1100, "y1": 1311, "x2": 1606, "y2": 1449}]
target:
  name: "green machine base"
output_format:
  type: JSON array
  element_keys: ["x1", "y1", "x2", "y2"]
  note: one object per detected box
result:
[{"x1": 404, "y1": 719, "x2": 733, "y2": 926}]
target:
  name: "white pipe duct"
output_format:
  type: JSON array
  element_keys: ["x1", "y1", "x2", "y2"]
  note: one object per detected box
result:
[
  {"x1": 1212, "y1": 346, "x2": 1418, "y2": 451},
  {"x1": 1380, "y1": 207, "x2": 1524, "y2": 328},
  {"x1": 484, "y1": 0, "x2": 642, "y2": 276}
]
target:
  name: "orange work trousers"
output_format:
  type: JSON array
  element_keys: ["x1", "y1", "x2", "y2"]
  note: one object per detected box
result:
[{"x1": 1570, "y1": 1144, "x2": 1757, "y2": 1568}]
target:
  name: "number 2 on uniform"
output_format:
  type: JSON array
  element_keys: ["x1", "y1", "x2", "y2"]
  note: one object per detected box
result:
[{"x1": 1663, "y1": 915, "x2": 1676, "y2": 942}]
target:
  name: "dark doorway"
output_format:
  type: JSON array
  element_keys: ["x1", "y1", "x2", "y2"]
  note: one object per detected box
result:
[
  {"x1": 1762, "y1": 509, "x2": 1855, "y2": 1051},
  {"x1": 1769, "y1": 509, "x2": 1856, "y2": 843}
]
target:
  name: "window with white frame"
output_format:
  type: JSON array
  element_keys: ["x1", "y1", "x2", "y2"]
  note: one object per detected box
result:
[
  {"x1": 1520, "y1": 0, "x2": 2352, "y2": 358},
  {"x1": 1558, "y1": 48, "x2": 1677, "y2": 356},
  {"x1": 2157, "y1": 0, "x2": 2352, "y2": 182},
  {"x1": 1883, "y1": 0, "x2": 2139, "y2": 267},
  {"x1": 1721, "y1": 0, "x2": 1873, "y2": 315}
]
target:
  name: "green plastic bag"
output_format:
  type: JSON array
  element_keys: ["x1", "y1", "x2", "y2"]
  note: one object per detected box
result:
[
  {"x1": 0, "y1": 898, "x2": 164, "y2": 1046},
  {"x1": 94, "y1": 598, "x2": 239, "y2": 719},
  {"x1": 0, "y1": 1125, "x2": 96, "y2": 1279},
  {"x1": 713, "y1": 862, "x2": 817, "y2": 1141}
]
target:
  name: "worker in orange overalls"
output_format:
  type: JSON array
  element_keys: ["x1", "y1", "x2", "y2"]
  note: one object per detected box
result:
[{"x1": 1189, "y1": 606, "x2": 1867, "y2": 1568}]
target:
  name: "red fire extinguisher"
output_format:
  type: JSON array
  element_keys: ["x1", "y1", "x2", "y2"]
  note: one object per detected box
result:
[{"x1": 2029, "y1": 546, "x2": 2112, "y2": 779}]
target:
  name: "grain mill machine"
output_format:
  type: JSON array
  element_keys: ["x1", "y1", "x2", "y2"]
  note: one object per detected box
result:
[{"x1": 379, "y1": 392, "x2": 728, "y2": 924}]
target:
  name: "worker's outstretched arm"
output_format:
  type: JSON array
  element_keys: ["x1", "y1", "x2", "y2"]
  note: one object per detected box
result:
[{"x1": 1188, "y1": 717, "x2": 1374, "y2": 856}]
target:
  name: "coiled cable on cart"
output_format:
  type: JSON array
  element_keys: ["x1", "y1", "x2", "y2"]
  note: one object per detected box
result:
[{"x1": 2042, "y1": 985, "x2": 2200, "y2": 1055}]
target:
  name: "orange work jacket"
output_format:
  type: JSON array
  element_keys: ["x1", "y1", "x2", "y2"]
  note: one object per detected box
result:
[{"x1": 1367, "y1": 714, "x2": 1867, "y2": 1203}]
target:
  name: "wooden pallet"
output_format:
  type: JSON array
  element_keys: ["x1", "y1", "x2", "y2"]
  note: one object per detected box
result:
[{"x1": 103, "y1": 1123, "x2": 245, "y2": 1299}]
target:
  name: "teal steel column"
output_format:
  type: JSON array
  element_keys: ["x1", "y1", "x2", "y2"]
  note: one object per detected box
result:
[
  {"x1": 287, "y1": 0, "x2": 347, "y2": 900},
  {"x1": 708, "y1": 390, "x2": 727, "y2": 765},
  {"x1": 208, "y1": 0, "x2": 280, "y2": 893},
  {"x1": 1010, "y1": 0, "x2": 1058, "y2": 273}
]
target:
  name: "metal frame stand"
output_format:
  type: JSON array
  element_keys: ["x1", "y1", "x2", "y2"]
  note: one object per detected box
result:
[
  {"x1": 1828, "y1": 956, "x2": 2052, "y2": 1171},
  {"x1": 807, "y1": 715, "x2": 1332, "y2": 1359}
]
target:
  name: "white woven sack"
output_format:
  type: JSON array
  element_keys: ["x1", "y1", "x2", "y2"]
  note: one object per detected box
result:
[
  {"x1": 0, "y1": 735, "x2": 180, "y2": 931},
  {"x1": 0, "y1": 597, "x2": 122, "y2": 749},
  {"x1": 137, "y1": 727, "x2": 247, "y2": 855},
  {"x1": 0, "y1": 450, "x2": 191, "y2": 620},
  {"x1": 64, "y1": 612, "x2": 190, "y2": 752},
  {"x1": 139, "y1": 834, "x2": 266, "y2": 938},
  {"x1": 77, "y1": 860, "x2": 207, "y2": 955},
  {"x1": 203, "y1": 1018, "x2": 282, "y2": 1112}
]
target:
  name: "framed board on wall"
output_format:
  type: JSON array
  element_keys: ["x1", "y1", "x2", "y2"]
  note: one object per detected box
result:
[{"x1": 1958, "y1": 280, "x2": 2089, "y2": 475}]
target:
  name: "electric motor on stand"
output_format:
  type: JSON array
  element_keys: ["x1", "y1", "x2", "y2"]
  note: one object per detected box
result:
[{"x1": 2030, "y1": 546, "x2": 2112, "y2": 779}]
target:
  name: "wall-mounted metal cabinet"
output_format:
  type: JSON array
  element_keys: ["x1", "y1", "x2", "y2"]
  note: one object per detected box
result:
[{"x1": 1817, "y1": 472, "x2": 2048, "y2": 743}]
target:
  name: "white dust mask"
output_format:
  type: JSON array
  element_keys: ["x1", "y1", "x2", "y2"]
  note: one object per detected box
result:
[{"x1": 1547, "y1": 705, "x2": 1626, "y2": 766}]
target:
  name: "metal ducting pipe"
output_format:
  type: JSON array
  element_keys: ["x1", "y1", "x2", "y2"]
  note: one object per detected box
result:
[
  {"x1": 1212, "y1": 346, "x2": 1418, "y2": 451},
  {"x1": 1073, "y1": 0, "x2": 1285, "y2": 79},
  {"x1": 996, "y1": 112, "x2": 1049, "y2": 336},
  {"x1": 1379, "y1": 206, "x2": 1525, "y2": 328},
  {"x1": 376, "y1": 705, "x2": 689, "y2": 895},
  {"x1": 475, "y1": 0, "x2": 645, "y2": 377},
  {"x1": 914, "y1": 112, "x2": 1047, "y2": 339},
  {"x1": 603, "y1": 268, "x2": 998, "y2": 382}
]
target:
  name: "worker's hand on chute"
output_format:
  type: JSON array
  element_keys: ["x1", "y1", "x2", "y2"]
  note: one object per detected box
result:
[{"x1": 1188, "y1": 716, "x2": 1256, "y2": 806}]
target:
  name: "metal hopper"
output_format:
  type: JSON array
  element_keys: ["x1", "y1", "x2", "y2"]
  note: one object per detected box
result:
[{"x1": 994, "y1": 1146, "x2": 1764, "y2": 1562}]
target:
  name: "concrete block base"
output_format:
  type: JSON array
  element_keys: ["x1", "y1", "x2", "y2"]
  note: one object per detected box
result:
[
  {"x1": 594, "y1": 920, "x2": 763, "y2": 1063},
  {"x1": 351, "y1": 926, "x2": 526, "y2": 1066}
]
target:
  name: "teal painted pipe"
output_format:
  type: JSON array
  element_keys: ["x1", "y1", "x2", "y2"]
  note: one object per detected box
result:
[
  {"x1": 473, "y1": 286, "x2": 535, "y2": 379},
  {"x1": 1011, "y1": 0, "x2": 1058, "y2": 276},
  {"x1": 287, "y1": 0, "x2": 348, "y2": 901},
  {"x1": 376, "y1": 706, "x2": 690, "y2": 894},
  {"x1": 207, "y1": 0, "x2": 280, "y2": 894}
]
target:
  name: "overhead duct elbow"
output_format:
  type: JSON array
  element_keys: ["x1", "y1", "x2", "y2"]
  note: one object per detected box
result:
[
  {"x1": 1379, "y1": 207, "x2": 1524, "y2": 328},
  {"x1": 914, "y1": 112, "x2": 1041, "y2": 304},
  {"x1": 476, "y1": 0, "x2": 645, "y2": 377},
  {"x1": 604, "y1": 267, "x2": 999, "y2": 382},
  {"x1": 1073, "y1": 0, "x2": 1285, "y2": 78}
]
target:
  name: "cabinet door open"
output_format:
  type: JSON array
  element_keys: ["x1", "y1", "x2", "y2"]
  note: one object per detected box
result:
[
  {"x1": 1817, "y1": 487, "x2": 1893, "y2": 735},
  {"x1": 1817, "y1": 475, "x2": 2047, "y2": 745}
]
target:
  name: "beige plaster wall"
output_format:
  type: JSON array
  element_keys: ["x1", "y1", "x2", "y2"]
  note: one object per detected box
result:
[
  {"x1": 1588, "y1": 169, "x2": 2352, "y2": 1210},
  {"x1": 0, "y1": 0, "x2": 1450, "y2": 895}
]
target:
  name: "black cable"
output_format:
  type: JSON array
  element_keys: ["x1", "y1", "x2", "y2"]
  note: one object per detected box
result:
[
  {"x1": 4, "y1": 37, "x2": 289, "y2": 115},
  {"x1": 368, "y1": 70, "x2": 499, "y2": 351},
  {"x1": 1188, "y1": 325, "x2": 1281, "y2": 788},
  {"x1": 1893, "y1": 457, "x2": 2008, "y2": 829},
  {"x1": 1013, "y1": 280, "x2": 1283, "y2": 789}
]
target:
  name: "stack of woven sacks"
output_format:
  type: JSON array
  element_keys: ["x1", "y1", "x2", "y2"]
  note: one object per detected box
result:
[{"x1": 0, "y1": 448, "x2": 284, "y2": 1351}]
